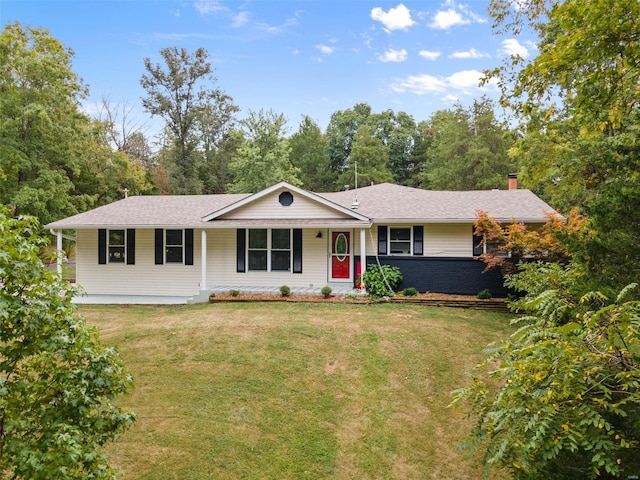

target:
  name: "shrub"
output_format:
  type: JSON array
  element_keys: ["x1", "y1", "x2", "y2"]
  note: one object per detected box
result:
[
  {"x1": 361, "y1": 264, "x2": 403, "y2": 298},
  {"x1": 402, "y1": 287, "x2": 418, "y2": 297},
  {"x1": 477, "y1": 288, "x2": 492, "y2": 299},
  {"x1": 230, "y1": 289, "x2": 240, "y2": 297},
  {"x1": 320, "y1": 285, "x2": 332, "y2": 297},
  {"x1": 280, "y1": 285, "x2": 291, "y2": 297}
]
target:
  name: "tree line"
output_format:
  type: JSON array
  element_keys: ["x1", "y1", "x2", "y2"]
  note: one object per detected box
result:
[{"x1": 0, "y1": 21, "x2": 517, "y2": 226}]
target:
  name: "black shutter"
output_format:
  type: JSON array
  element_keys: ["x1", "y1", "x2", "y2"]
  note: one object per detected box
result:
[
  {"x1": 236, "y1": 229, "x2": 246, "y2": 273},
  {"x1": 293, "y1": 228, "x2": 302, "y2": 273},
  {"x1": 98, "y1": 229, "x2": 107, "y2": 264},
  {"x1": 185, "y1": 229, "x2": 194, "y2": 265},
  {"x1": 377, "y1": 226, "x2": 387, "y2": 255},
  {"x1": 126, "y1": 229, "x2": 136, "y2": 265},
  {"x1": 155, "y1": 229, "x2": 164, "y2": 265},
  {"x1": 473, "y1": 227, "x2": 484, "y2": 256},
  {"x1": 413, "y1": 226, "x2": 423, "y2": 256}
]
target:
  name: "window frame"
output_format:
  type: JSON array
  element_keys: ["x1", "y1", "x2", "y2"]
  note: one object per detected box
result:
[
  {"x1": 164, "y1": 229, "x2": 184, "y2": 264},
  {"x1": 388, "y1": 226, "x2": 413, "y2": 256},
  {"x1": 107, "y1": 229, "x2": 126, "y2": 264},
  {"x1": 246, "y1": 228, "x2": 292, "y2": 272}
]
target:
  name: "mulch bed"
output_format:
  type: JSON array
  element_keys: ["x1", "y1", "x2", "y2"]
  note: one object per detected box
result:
[{"x1": 209, "y1": 292, "x2": 511, "y2": 312}]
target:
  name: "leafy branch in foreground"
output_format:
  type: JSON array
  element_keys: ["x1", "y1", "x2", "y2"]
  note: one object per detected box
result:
[
  {"x1": 0, "y1": 208, "x2": 135, "y2": 479},
  {"x1": 450, "y1": 264, "x2": 640, "y2": 479}
]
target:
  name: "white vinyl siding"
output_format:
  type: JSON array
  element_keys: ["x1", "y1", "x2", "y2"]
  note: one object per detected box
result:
[
  {"x1": 207, "y1": 229, "x2": 329, "y2": 288},
  {"x1": 221, "y1": 191, "x2": 352, "y2": 220},
  {"x1": 366, "y1": 224, "x2": 474, "y2": 257},
  {"x1": 77, "y1": 229, "x2": 201, "y2": 296}
]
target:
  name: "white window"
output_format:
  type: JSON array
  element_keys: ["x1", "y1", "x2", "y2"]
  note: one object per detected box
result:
[
  {"x1": 108, "y1": 229, "x2": 126, "y2": 263},
  {"x1": 389, "y1": 227, "x2": 412, "y2": 255},
  {"x1": 247, "y1": 228, "x2": 291, "y2": 272}
]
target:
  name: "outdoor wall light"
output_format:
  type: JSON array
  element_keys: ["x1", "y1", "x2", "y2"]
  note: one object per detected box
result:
[{"x1": 316, "y1": 231, "x2": 323, "y2": 238}]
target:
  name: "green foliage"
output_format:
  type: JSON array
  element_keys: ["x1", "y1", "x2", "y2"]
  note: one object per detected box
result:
[
  {"x1": 320, "y1": 286, "x2": 332, "y2": 297},
  {"x1": 279, "y1": 285, "x2": 291, "y2": 297},
  {"x1": 0, "y1": 208, "x2": 135, "y2": 479},
  {"x1": 141, "y1": 46, "x2": 238, "y2": 194},
  {"x1": 230, "y1": 289, "x2": 240, "y2": 297},
  {"x1": 452, "y1": 262, "x2": 640, "y2": 479},
  {"x1": 476, "y1": 288, "x2": 492, "y2": 300},
  {"x1": 361, "y1": 265, "x2": 403, "y2": 298},
  {"x1": 487, "y1": 0, "x2": 640, "y2": 292},
  {"x1": 416, "y1": 97, "x2": 516, "y2": 190},
  {"x1": 227, "y1": 109, "x2": 302, "y2": 193},
  {"x1": 289, "y1": 116, "x2": 333, "y2": 191},
  {"x1": 336, "y1": 124, "x2": 394, "y2": 189},
  {"x1": 401, "y1": 287, "x2": 418, "y2": 297}
]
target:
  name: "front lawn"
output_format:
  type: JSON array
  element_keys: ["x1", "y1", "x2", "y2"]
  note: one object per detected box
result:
[{"x1": 82, "y1": 302, "x2": 513, "y2": 479}]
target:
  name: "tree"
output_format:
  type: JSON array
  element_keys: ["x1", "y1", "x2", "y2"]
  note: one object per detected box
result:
[
  {"x1": 289, "y1": 115, "x2": 333, "y2": 191},
  {"x1": 0, "y1": 22, "x2": 90, "y2": 224},
  {"x1": 486, "y1": 0, "x2": 640, "y2": 291},
  {"x1": 0, "y1": 208, "x2": 135, "y2": 479},
  {"x1": 451, "y1": 263, "x2": 640, "y2": 479},
  {"x1": 416, "y1": 98, "x2": 515, "y2": 190},
  {"x1": 336, "y1": 125, "x2": 394, "y2": 189},
  {"x1": 140, "y1": 47, "x2": 237, "y2": 194},
  {"x1": 227, "y1": 110, "x2": 301, "y2": 193},
  {"x1": 473, "y1": 208, "x2": 589, "y2": 274}
]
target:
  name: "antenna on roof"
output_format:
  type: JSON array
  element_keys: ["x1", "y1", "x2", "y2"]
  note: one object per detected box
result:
[{"x1": 351, "y1": 161, "x2": 359, "y2": 209}]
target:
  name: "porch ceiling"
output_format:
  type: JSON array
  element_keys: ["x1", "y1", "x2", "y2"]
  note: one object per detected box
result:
[{"x1": 205, "y1": 218, "x2": 371, "y2": 228}]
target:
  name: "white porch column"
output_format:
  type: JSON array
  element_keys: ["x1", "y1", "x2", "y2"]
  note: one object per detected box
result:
[
  {"x1": 56, "y1": 230, "x2": 63, "y2": 275},
  {"x1": 201, "y1": 229, "x2": 207, "y2": 291},
  {"x1": 360, "y1": 228, "x2": 366, "y2": 277}
]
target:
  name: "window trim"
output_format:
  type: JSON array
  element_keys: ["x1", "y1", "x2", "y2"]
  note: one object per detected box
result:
[
  {"x1": 246, "y1": 228, "x2": 292, "y2": 272},
  {"x1": 164, "y1": 229, "x2": 185, "y2": 264},
  {"x1": 388, "y1": 226, "x2": 413, "y2": 256},
  {"x1": 107, "y1": 229, "x2": 126, "y2": 264}
]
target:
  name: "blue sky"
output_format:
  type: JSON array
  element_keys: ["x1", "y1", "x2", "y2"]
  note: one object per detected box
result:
[{"x1": 1, "y1": 1, "x2": 535, "y2": 135}]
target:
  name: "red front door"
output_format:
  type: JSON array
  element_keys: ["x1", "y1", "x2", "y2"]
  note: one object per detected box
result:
[{"x1": 331, "y1": 231, "x2": 350, "y2": 280}]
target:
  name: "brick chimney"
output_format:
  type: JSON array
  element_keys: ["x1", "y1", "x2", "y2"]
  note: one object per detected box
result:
[{"x1": 508, "y1": 173, "x2": 518, "y2": 190}]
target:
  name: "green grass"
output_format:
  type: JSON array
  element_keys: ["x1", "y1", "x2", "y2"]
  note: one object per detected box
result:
[{"x1": 81, "y1": 302, "x2": 514, "y2": 480}]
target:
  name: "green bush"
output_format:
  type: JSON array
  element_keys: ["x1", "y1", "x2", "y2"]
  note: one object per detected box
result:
[
  {"x1": 230, "y1": 289, "x2": 240, "y2": 297},
  {"x1": 280, "y1": 285, "x2": 291, "y2": 297},
  {"x1": 477, "y1": 288, "x2": 492, "y2": 299},
  {"x1": 361, "y1": 264, "x2": 403, "y2": 298},
  {"x1": 320, "y1": 286, "x2": 332, "y2": 297},
  {"x1": 402, "y1": 287, "x2": 418, "y2": 297}
]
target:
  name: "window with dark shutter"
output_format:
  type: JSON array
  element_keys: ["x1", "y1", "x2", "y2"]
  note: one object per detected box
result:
[
  {"x1": 155, "y1": 229, "x2": 164, "y2": 265},
  {"x1": 413, "y1": 226, "x2": 423, "y2": 256},
  {"x1": 98, "y1": 229, "x2": 107, "y2": 264},
  {"x1": 185, "y1": 229, "x2": 194, "y2": 265},
  {"x1": 236, "y1": 229, "x2": 246, "y2": 272},
  {"x1": 292, "y1": 229, "x2": 302, "y2": 273},
  {"x1": 126, "y1": 229, "x2": 135, "y2": 264},
  {"x1": 377, "y1": 226, "x2": 387, "y2": 255},
  {"x1": 473, "y1": 228, "x2": 484, "y2": 256}
]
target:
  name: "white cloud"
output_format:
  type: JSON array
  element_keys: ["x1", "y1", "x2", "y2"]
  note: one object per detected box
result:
[
  {"x1": 391, "y1": 74, "x2": 447, "y2": 94},
  {"x1": 232, "y1": 11, "x2": 250, "y2": 28},
  {"x1": 429, "y1": 8, "x2": 466, "y2": 29},
  {"x1": 446, "y1": 69, "x2": 484, "y2": 90},
  {"x1": 449, "y1": 48, "x2": 490, "y2": 59},
  {"x1": 194, "y1": 0, "x2": 228, "y2": 15},
  {"x1": 371, "y1": 4, "x2": 416, "y2": 32},
  {"x1": 316, "y1": 44, "x2": 334, "y2": 55},
  {"x1": 378, "y1": 48, "x2": 408, "y2": 63},
  {"x1": 419, "y1": 50, "x2": 441, "y2": 61},
  {"x1": 391, "y1": 68, "x2": 495, "y2": 95},
  {"x1": 429, "y1": 0, "x2": 486, "y2": 29},
  {"x1": 499, "y1": 38, "x2": 530, "y2": 58}
]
